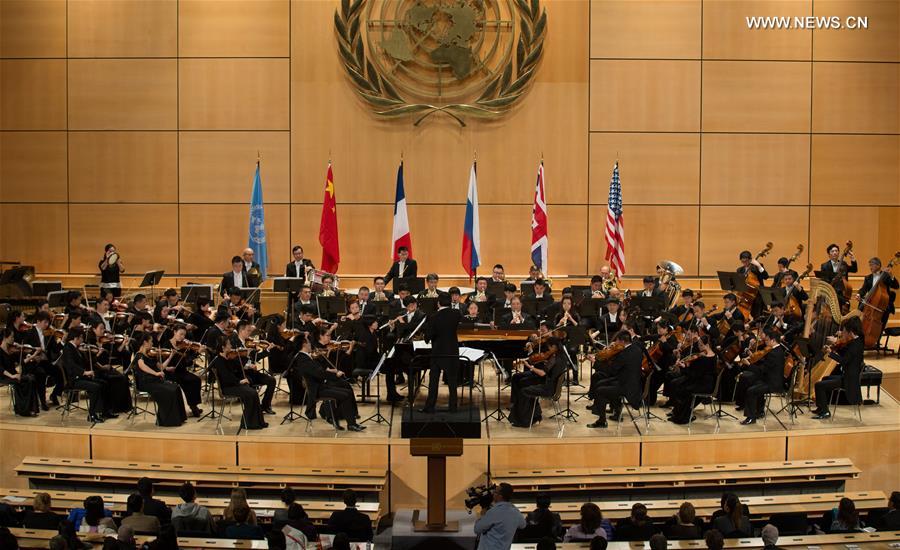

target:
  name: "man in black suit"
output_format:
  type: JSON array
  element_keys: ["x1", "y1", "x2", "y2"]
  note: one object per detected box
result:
[
  {"x1": 587, "y1": 331, "x2": 643, "y2": 428},
  {"x1": 295, "y1": 332, "x2": 364, "y2": 431},
  {"x1": 499, "y1": 296, "x2": 537, "y2": 330},
  {"x1": 385, "y1": 297, "x2": 426, "y2": 402},
  {"x1": 736, "y1": 329, "x2": 785, "y2": 425},
  {"x1": 60, "y1": 328, "x2": 108, "y2": 422},
  {"x1": 856, "y1": 256, "x2": 898, "y2": 326},
  {"x1": 220, "y1": 256, "x2": 254, "y2": 297},
  {"x1": 20, "y1": 310, "x2": 57, "y2": 408},
  {"x1": 417, "y1": 272, "x2": 447, "y2": 299},
  {"x1": 421, "y1": 294, "x2": 462, "y2": 413},
  {"x1": 812, "y1": 317, "x2": 864, "y2": 419},
  {"x1": 137, "y1": 478, "x2": 172, "y2": 525},
  {"x1": 285, "y1": 245, "x2": 315, "y2": 309},
  {"x1": 737, "y1": 250, "x2": 769, "y2": 317},
  {"x1": 383, "y1": 246, "x2": 417, "y2": 285},
  {"x1": 241, "y1": 248, "x2": 260, "y2": 277},
  {"x1": 820, "y1": 243, "x2": 857, "y2": 301},
  {"x1": 326, "y1": 489, "x2": 373, "y2": 542}
]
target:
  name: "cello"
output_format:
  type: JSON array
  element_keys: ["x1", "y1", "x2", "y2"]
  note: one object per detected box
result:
[
  {"x1": 784, "y1": 263, "x2": 814, "y2": 319},
  {"x1": 859, "y1": 252, "x2": 900, "y2": 348},
  {"x1": 737, "y1": 242, "x2": 773, "y2": 319},
  {"x1": 832, "y1": 241, "x2": 854, "y2": 302}
]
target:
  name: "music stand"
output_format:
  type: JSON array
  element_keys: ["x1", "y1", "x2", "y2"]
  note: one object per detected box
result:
[
  {"x1": 274, "y1": 277, "x2": 304, "y2": 329},
  {"x1": 417, "y1": 297, "x2": 438, "y2": 316},
  {"x1": 578, "y1": 298, "x2": 604, "y2": 320},
  {"x1": 492, "y1": 306, "x2": 510, "y2": 326},
  {"x1": 181, "y1": 284, "x2": 213, "y2": 305},
  {"x1": 139, "y1": 270, "x2": 164, "y2": 302},
  {"x1": 370, "y1": 301, "x2": 393, "y2": 319},
  {"x1": 486, "y1": 281, "x2": 506, "y2": 301},
  {"x1": 47, "y1": 290, "x2": 69, "y2": 308},
  {"x1": 316, "y1": 296, "x2": 347, "y2": 320},
  {"x1": 520, "y1": 281, "x2": 536, "y2": 297},
  {"x1": 716, "y1": 271, "x2": 750, "y2": 294},
  {"x1": 519, "y1": 297, "x2": 539, "y2": 318},
  {"x1": 394, "y1": 276, "x2": 425, "y2": 294},
  {"x1": 759, "y1": 287, "x2": 784, "y2": 309}
]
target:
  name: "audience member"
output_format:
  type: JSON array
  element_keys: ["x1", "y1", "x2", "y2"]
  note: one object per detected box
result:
[
  {"x1": 564, "y1": 503, "x2": 611, "y2": 541},
  {"x1": 711, "y1": 494, "x2": 751, "y2": 537},
  {"x1": 665, "y1": 502, "x2": 701, "y2": 539},
  {"x1": 762, "y1": 523, "x2": 784, "y2": 550},
  {"x1": 649, "y1": 533, "x2": 667, "y2": 550},
  {"x1": 75, "y1": 496, "x2": 116, "y2": 535},
  {"x1": 875, "y1": 491, "x2": 900, "y2": 530},
  {"x1": 521, "y1": 493, "x2": 564, "y2": 541},
  {"x1": 615, "y1": 503, "x2": 656, "y2": 541},
  {"x1": 830, "y1": 497, "x2": 863, "y2": 532},
  {"x1": 272, "y1": 487, "x2": 296, "y2": 530},
  {"x1": 121, "y1": 494, "x2": 161, "y2": 535},
  {"x1": 140, "y1": 524, "x2": 178, "y2": 550},
  {"x1": 223, "y1": 489, "x2": 257, "y2": 526},
  {"x1": 0, "y1": 527, "x2": 18, "y2": 550},
  {"x1": 284, "y1": 503, "x2": 318, "y2": 542},
  {"x1": 326, "y1": 489, "x2": 373, "y2": 542},
  {"x1": 224, "y1": 505, "x2": 264, "y2": 540},
  {"x1": 536, "y1": 537, "x2": 557, "y2": 550},
  {"x1": 66, "y1": 496, "x2": 112, "y2": 531},
  {"x1": 48, "y1": 534, "x2": 69, "y2": 550},
  {"x1": 705, "y1": 529, "x2": 724, "y2": 550},
  {"x1": 23, "y1": 493, "x2": 64, "y2": 530},
  {"x1": 171, "y1": 482, "x2": 215, "y2": 535},
  {"x1": 330, "y1": 533, "x2": 351, "y2": 550},
  {"x1": 590, "y1": 535, "x2": 608, "y2": 550},
  {"x1": 137, "y1": 478, "x2": 171, "y2": 525}
]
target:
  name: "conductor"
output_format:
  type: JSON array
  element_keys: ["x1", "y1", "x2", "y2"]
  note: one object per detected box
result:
[{"x1": 420, "y1": 293, "x2": 462, "y2": 413}]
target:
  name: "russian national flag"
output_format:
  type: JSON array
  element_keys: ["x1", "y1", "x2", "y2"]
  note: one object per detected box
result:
[
  {"x1": 461, "y1": 161, "x2": 481, "y2": 278},
  {"x1": 391, "y1": 161, "x2": 413, "y2": 261}
]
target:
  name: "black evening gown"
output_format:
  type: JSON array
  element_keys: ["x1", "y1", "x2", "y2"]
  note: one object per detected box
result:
[
  {"x1": 0, "y1": 349, "x2": 39, "y2": 416},
  {"x1": 134, "y1": 353, "x2": 187, "y2": 426}
]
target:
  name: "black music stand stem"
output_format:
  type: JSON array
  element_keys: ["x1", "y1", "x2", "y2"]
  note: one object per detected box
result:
[
  {"x1": 482, "y1": 351, "x2": 508, "y2": 423},
  {"x1": 139, "y1": 270, "x2": 165, "y2": 303},
  {"x1": 362, "y1": 355, "x2": 391, "y2": 426},
  {"x1": 273, "y1": 277, "x2": 305, "y2": 330},
  {"x1": 197, "y1": 356, "x2": 226, "y2": 422},
  {"x1": 280, "y1": 349, "x2": 306, "y2": 425},
  {"x1": 550, "y1": 346, "x2": 579, "y2": 421}
]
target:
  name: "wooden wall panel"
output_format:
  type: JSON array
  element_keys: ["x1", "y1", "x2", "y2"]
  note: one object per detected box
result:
[
  {"x1": 698, "y1": 207, "x2": 809, "y2": 276},
  {"x1": 813, "y1": 0, "x2": 900, "y2": 62},
  {"x1": 589, "y1": 206, "x2": 700, "y2": 276},
  {"x1": 490, "y1": 440, "x2": 641, "y2": 471},
  {"x1": 179, "y1": 132, "x2": 290, "y2": 204},
  {"x1": 179, "y1": 204, "x2": 290, "y2": 275},
  {"x1": 0, "y1": 132, "x2": 68, "y2": 202},
  {"x1": 69, "y1": 204, "x2": 179, "y2": 274},
  {"x1": 0, "y1": 428, "x2": 90, "y2": 488},
  {"x1": 811, "y1": 135, "x2": 900, "y2": 206},
  {"x1": 238, "y1": 441, "x2": 388, "y2": 469},
  {"x1": 178, "y1": 0, "x2": 289, "y2": 57},
  {"x1": 0, "y1": 204, "x2": 69, "y2": 273},
  {"x1": 290, "y1": 204, "x2": 393, "y2": 276},
  {"x1": 68, "y1": 132, "x2": 178, "y2": 203},
  {"x1": 787, "y1": 428, "x2": 899, "y2": 492},
  {"x1": 812, "y1": 62, "x2": 900, "y2": 134},
  {"x1": 701, "y1": 134, "x2": 810, "y2": 205},
  {"x1": 641, "y1": 434, "x2": 786, "y2": 465},
  {"x1": 67, "y1": 0, "x2": 177, "y2": 58},
  {"x1": 810, "y1": 207, "x2": 900, "y2": 264},
  {"x1": 590, "y1": 60, "x2": 700, "y2": 132},
  {"x1": 702, "y1": 61, "x2": 811, "y2": 132},
  {"x1": 590, "y1": 0, "x2": 700, "y2": 59},
  {"x1": 0, "y1": 0, "x2": 66, "y2": 58},
  {"x1": 179, "y1": 59, "x2": 290, "y2": 130},
  {"x1": 91, "y1": 434, "x2": 236, "y2": 465},
  {"x1": 703, "y1": 0, "x2": 812, "y2": 60},
  {"x1": 68, "y1": 59, "x2": 178, "y2": 130},
  {"x1": 0, "y1": 60, "x2": 66, "y2": 130},
  {"x1": 547, "y1": 205, "x2": 589, "y2": 276},
  {"x1": 590, "y1": 134, "x2": 700, "y2": 205}
]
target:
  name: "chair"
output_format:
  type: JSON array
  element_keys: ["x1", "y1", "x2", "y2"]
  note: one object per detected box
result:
[
  {"x1": 298, "y1": 375, "x2": 339, "y2": 432},
  {"x1": 527, "y1": 369, "x2": 567, "y2": 430},
  {"x1": 617, "y1": 372, "x2": 660, "y2": 433},
  {"x1": 57, "y1": 363, "x2": 91, "y2": 423},
  {"x1": 688, "y1": 366, "x2": 727, "y2": 431},
  {"x1": 124, "y1": 360, "x2": 157, "y2": 423},
  {"x1": 763, "y1": 364, "x2": 800, "y2": 428},
  {"x1": 212, "y1": 375, "x2": 247, "y2": 434},
  {"x1": 878, "y1": 327, "x2": 899, "y2": 357},
  {"x1": 0, "y1": 379, "x2": 14, "y2": 414},
  {"x1": 829, "y1": 367, "x2": 864, "y2": 423}
]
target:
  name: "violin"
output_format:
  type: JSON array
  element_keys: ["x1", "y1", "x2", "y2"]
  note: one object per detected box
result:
[
  {"x1": 224, "y1": 348, "x2": 250, "y2": 360},
  {"x1": 43, "y1": 327, "x2": 66, "y2": 339},
  {"x1": 147, "y1": 348, "x2": 175, "y2": 359},
  {"x1": 676, "y1": 292, "x2": 703, "y2": 324},
  {"x1": 594, "y1": 341, "x2": 626, "y2": 362},
  {"x1": 98, "y1": 332, "x2": 126, "y2": 345},
  {"x1": 743, "y1": 344, "x2": 773, "y2": 365},
  {"x1": 175, "y1": 340, "x2": 204, "y2": 353},
  {"x1": 280, "y1": 328, "x2": 302, "y2": 339},
  {"x1": 245, "y1": 339, "x2": 272, "y2": 351},
  {"x1": 16, "y1": 321, "x2": 34, "y2": 332},
  {"x1": 9, "y1": 343, "x2": 38, "y2": 354}
]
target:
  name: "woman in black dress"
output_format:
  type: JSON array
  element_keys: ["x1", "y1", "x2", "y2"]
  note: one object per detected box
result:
[
  {"x1": 211, "y1": 336, "x2": 267, "y2": 430},
  {"x1": 98, "y1": 243, "x2": 124, "y2": 298},
  {"x1": 133, "y1": 333, "x2": 187, "y2": 427},
  {"x1": 0, "y1": 328, "x2": 40, "y2": 416},
  {"x1": 667, "y1": 335, "x2": 718, "y2": 424}
]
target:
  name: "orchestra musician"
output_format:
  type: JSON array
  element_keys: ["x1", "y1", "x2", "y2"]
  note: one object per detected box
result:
[
  {"x1": 60, "y1": 327, "x2": 109, "y2": 422},
  {"x1": 187, "y1": 297, "x2": 214, "y2": 342},
  {"x1": 737, "y1": 250, "x2": 769, "y2": 317},
  {"x1": 220, "y1": 256, "x2": 256, "y2": 297},
  {"x1": 500, "y1": 296, "x2": 537, "y2": 330},
  {"x1": 500, "y1": 283, "x2": 516, "y2": 309},
  {"x1": 508, "y1": 322, "x2": 565, "y2": 427},
  {"x1": 229, "y1": 321, "x2": 276, "y2": 415},
  {"x1": 670, "y1": 290, "x2": 696, "y2": 322},
  {"x1": 384, "y1": 296, "x2": 426, "y2": 403},
  {"x1": 295, "y1": 331, "x2": 365, "y2": 431},
  {"x1": 780, "y1": 271, "x2": 809, "y2": 319},
  {"x1": 587, "y1": 331, "x2": 643, "y2": 429},
  {"x1": 0, "y1": 328, "x2": 40, "y2": 416},
  {"x1": 353, "y1": 315, "x2": 380, "y2": 377},
  {"x1": 98, "y1": 244, "x2": 125, "y2": 298},
  {"x1": 710, "y1": 293, "x2": 745, "y2": 339},
  {"x1": 734, "y1": 328, "x2": 785, "y2": 425},
  {"x1": 286, "y1": 245, "x2": 315, "y2": 279},
  {"x1": 264, "y1": 315, "x2": 297, "y2": 375},
  {"x1": 811, "y1": 317, "x2": 864, "y2": 420},
  {"x1": 640, "y1": 276, "x2": 663, "y2": 298},
  {"x1": 219, "y1": 287, "x2": 257, "y2": 324},
  {"x1": 153, "y1": 288, "x2": 184, "y2": 324},
  {"x1": 717, "y1": 322, "x2": 748, "y2": 401},
  {"x1": 371, "y1": 276, "x2": 394, "y2": 303},
  {"x1": 856, "y1": 257, "x2": 897, "y2": 326},
  {"x1": 532, "y1": 279, "x2": 554, "y2": 314},
  {"x1": 319, "y1": 274, "x2": 340, "y2": 297},
  {"x1": 64, "y1": 291, "x2": 86, "y2": 318},
  {"x1": 133, "y1": 333, "x2": 188, "y2": 427},
  {"x1": 291, "y1": 286, "x2": 318, "y2": 321},
  {"x1": 491, "y1": 264, "x2": 506, "y2": 283},
  {"x1": 523, "y1": 264, "x2": 542, "y2": 285},
  {"x1": 467, "y1": 277, "x2": 494, "y2": 306},
  {"x1": 128, "y1": 294, "x2": 150, "y2": 317},
  {"x1": 84, "y1": 322, "x2": 133, "y2": 413},
  {"x1": 771, "y1": 257, "x2": 798, "y2": 288},
  {"x1": 646, "y1": 322, "x2": 679, "y2": 405},
  {"x1": 158, "y1": 324, "x2": 204, "y2": 417},
  {"x1": 463, "y1": 301, "x2": 483, "y2": 323},
  {"x1": 688, "y1": 301, "x2": 719, "y2": 341},
  {"x1": 384, "y1": 246, "x2": 417, "y2": 284},
  {"x1": 666, "y1": 335, "x2": 718, "y2": 424},
  {"x1": 418, "y1": 273, "x2": 446, "y2": 299},
  {"x1": 820, "y1": 243, "x2": 857, "y2": 302},
  {"x1": 585, "y1": 275, "x2": 605, "y2": 300},
  {"x1": 759, "y1": 302, "x2": 800, "y2": 344},
  {"x1": 355, "y1": 287, "x2": 374, "y2": 317},
  {"x1": 241, "y1": 248, "x2": 261, "y2": 281},
  {"x1": 211, "y1": 336, "x2": 267, "y2": 430},
  {"x1": 19, "y1": 311, "x2": 56, "y2": 410},
  {"x1": 420, "y1": 294, "x2": 462, "y2": 413},
  {"x1": 588, "y1": 298, "x2": 622, "y2": 339},
  {"x1": 448, "y1": 287, "x2": 463, "y2": 310},
  {"x1": 554, "y1": 295, "x2": 580, "y2": 328},
  {"x1": 200, "y1": 311, "x2": 231, "y2": 349}
]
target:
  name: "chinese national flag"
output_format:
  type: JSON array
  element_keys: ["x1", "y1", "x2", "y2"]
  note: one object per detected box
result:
[{"x1": 319, "y1": 163, "x2": 340, "y2": 272}]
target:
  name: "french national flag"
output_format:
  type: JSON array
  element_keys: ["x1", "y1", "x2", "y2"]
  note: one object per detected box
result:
[{"x1": 391, "y1": 161, "x2": 413, "y2": 261}]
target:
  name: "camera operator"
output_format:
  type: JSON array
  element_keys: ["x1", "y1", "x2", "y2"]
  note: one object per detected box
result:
[{"x1": 474, "y1": 483, "x2": 525, "y2": 550}]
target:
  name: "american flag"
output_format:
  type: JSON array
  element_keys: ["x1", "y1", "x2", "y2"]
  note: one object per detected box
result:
[{"x1": 604, "y1": 161, "x2": 625, "y2": 276}]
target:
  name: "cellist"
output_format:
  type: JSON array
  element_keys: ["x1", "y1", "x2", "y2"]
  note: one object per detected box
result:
[{"x1": 811, "y1": 317, "x2": 864, "y2": 420}]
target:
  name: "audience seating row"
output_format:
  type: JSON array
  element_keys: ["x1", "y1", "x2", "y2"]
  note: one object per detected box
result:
[
  {"x1": 511, "y1": 531, "x2": 900, "y2": 549},
  {"x1": 493, "y1": 459, "x2": 859, "y2": 493}
]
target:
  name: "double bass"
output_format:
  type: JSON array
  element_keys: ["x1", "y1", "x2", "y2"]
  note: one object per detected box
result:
[
  {"x1": 737, "y1": 242, "x2": 773, "y2": 319},
  {"x1": 784, "y1": 263, "x2": 814, "y2": 319},
  {"x1": 859, "y1": 252, "x2": 900, "y2": 348},
  {"x1": 832, "y1": 241, "x2": 854, "y2": 302}
]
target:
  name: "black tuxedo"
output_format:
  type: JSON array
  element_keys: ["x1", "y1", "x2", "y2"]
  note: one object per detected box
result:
[
  {"x1": 589, "y1": 343, "x2": 643, "y2": 422},
  {"x1": 737, "y1": 345, "x2": 786, "y2": 419},
  {"x1": 219, "y1": 271, "x2": 257, "y2": 297},
  {"x1": 423, "y1": 307, "x2": 462, "y2": 411},
  {"x1": 295, "y1": 352, "x2": 357, "y2": 423},
  {"x1": 858, "y1": 271, "x2": 898, "y2": 318},
  {"x1": 285, "y1": 258, "x2": 314, "y2": 279},
  {"x1": 820, "y1": 259, "x2": 858, "y2": 283},
  {"x1": 211, "y1": 356, "x2": 265, "y2": 429},
  {"x1": 395, "y1": 310, "x2": 426, "y2": 341},
  {"x1": 815, "y1": 336, "x2": 863, "y2": 411},
  {"x1": 499, "y1": 311, "x2": 537, "y2": 330},
  {"x1": 384, "y1": 259, "x2": 418, "y2": 284}
]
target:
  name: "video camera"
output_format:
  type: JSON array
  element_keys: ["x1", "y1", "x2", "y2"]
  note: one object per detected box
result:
[{"x1": 464, "y1": 483, "x2": 496, "y2": 511}]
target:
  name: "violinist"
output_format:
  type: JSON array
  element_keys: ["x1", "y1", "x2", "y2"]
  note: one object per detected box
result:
[
  {"x1": 759, "y1": 302, "x2": 800, "y2": 344},
  {"x1": 128, "y1": 294, "x2": 150, "y2": 317},
  {"x1": 265, "y1": 315, "x2": 298, "y2": 375},
  {"x1": 586, "y1": 331, "x2": 643, "y2": 429},
  {"x1": 295, "y1": 305, "x2": 319, "y2": 336},
  {"x1": 84, "y1": 321, "x2": 133, "y2": 415},
  {"x1": 133, "y1": 333, "x2": 187, "y2": 427},
  {"x1": 296, "y1": 331, "x2": 364, "y2": 431},
  {"x1": 812, "y1": 317, "x2": 864, "y2": 420},
  {"x1": 60, "y1": 327, "x2": 108, "y2": 422},
  {"x1": 737, "y1": 250, "x2": 769, "y2": 317},
  {"x1": 735, "y1": 328, "x2": 785, "y2": 425},
  {"x1": 128, "y1": 312, "x2": 156, "y2": 352},
  {"x1": 210, "y1": 336, "x2": 267, "y2": 430},
  {"x1": 219, "y1": 287, "x2": 257, "y2": 324},
  {"x1": 647, "y1": 322, "x2": 679, "y2": 405},
  {"x1": 353, "y1": 315, "x2": 381, "y2": 381},
  {"x1": 230, "y1": 321, "x2": 276, "y2": 414},
  {"x1": 21, "y1": 311, "x2": 58, "y2": 409},
  {"x1": 6, "y1": 309, "x2": 27, "y2": 336},
  {"x1": 780, "y1": 271, "x2": 809, "y2": 319},
  {"x1": 64, "y1": 291, "x2": 87, "y2": 318},
  {"x1": 856, "y1": 257, "x2": 897, "y2": 326},
  {"x1": 0, "y1": 328, "x2": 40, "y2": 416},
  {"x1": 666, "y1": 335, "x2": 718, "y2": 425},
  {"x1": 508, "y1": 322, "x2": 565, "y2": 427},
  {"x1": 820, "y1": 243, "x2": 857, "y2": 302},
  {"x1": 689, "y1": 302, "x2": 719, "y2": 341},
  {"x1": 187, "y1": 297, "x2": 214, "y2": 341},
  {"x1": 153, "y1": 288, "x2": 184, "y2": 324},
  {"x1": 588, "y1": 298, "x2": 622, "y2": 339},
  {"x1": 554, "y1": 295, "x2": 580, "y2": 328},
  {"x1": 92, "y1": 300, "x2": 132, "y2": 365},
  {"x1": 500, "y1": 296, "x2": 536, "y2": 330},
  {"x1": 159, "y1": 324, "x2": 204, "y2": 417},
  {"x1": 717, "y1": 322, "x2": 748, "y2": 400},
  {"x1": 200, "y1": 311, "x2": 231, "y2": 350},
  {"x1": 99, "y1": 244, "x2": 124, "y2": 297},
  {"x1": 421, "y1": 293, "x2": 462, "y2": 413}
]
